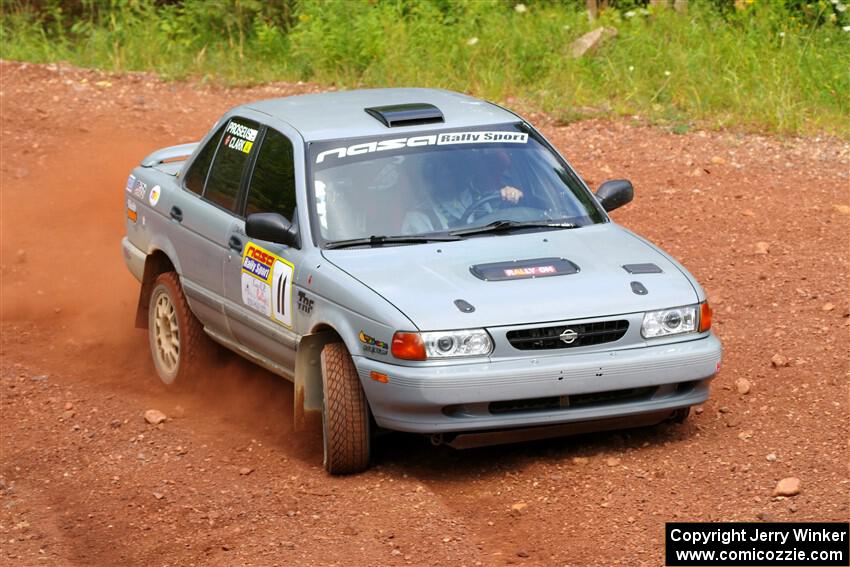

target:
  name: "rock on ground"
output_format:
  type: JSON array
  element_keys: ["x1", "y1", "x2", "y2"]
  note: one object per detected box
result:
[
  {"x1": 144, "y1": 409, "x2": 167, "y2": 425},
  {"x1": 773, "y1": 477, "x2": 802, "y2": 497}
]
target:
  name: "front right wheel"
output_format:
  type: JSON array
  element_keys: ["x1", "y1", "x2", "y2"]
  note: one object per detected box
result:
[{"x1": 320, "y1": 342, "x2": 371, "y2": 474}]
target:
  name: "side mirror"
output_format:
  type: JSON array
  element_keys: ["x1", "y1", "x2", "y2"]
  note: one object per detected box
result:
[
  {"x1": 595, "y1": 179, "x2": 634, "y2": 212},
  {"x1": 245, "y1": 212, "x2": 300, "y2": 248}
]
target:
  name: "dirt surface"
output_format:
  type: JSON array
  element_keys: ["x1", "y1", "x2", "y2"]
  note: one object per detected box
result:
[{"x1": 1, "y1": 60, "x2": 848, "y2": 567}]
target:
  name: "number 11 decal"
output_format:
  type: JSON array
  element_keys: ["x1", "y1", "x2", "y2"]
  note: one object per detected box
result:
[{"x1": 271, "y1": 259, "x2": 294, "y2": 327}]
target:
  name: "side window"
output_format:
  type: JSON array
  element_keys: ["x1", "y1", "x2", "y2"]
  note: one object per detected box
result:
[
  {"x1": 184, "y1": 123, "x2": 225, "y2": 194},
  {"x1": 203, "y1": 118, "x2": 260, "y2": 212},
  {"x1": 246, "y1": 128, "x2": 297, "y2": 220}
]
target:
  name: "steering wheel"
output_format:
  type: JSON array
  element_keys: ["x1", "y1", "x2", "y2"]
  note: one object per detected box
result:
[{"x1": 461, "y1": 193, "x2": 508, "y2": 225}]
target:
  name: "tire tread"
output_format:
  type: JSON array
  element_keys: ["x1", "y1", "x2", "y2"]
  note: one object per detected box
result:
[{"x1": 321, "y1": 342, "x2": 370, "y2": 474}]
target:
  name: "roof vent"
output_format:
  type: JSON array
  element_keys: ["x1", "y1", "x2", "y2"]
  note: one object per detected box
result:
[{"x1": 364, "y1": 103, "x2": 444, "y2": 128}]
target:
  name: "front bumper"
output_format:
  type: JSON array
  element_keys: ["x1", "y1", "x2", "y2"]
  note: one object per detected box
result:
[{"x1": 356, "y1": 334, "x2": 721, "y2": 434}]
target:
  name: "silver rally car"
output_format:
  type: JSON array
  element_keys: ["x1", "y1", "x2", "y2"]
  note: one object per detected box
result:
[{"x1": 122, "y1": 88, "x2": 722, "y2": 474}]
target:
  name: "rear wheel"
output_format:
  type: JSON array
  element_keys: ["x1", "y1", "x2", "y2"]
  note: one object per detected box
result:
[
  {"x1": 147, "y1": 272, "x2": 209, "y2": 387},
  {"x1": 320, "y1": 342, "x2": 371, "y2": 474}
]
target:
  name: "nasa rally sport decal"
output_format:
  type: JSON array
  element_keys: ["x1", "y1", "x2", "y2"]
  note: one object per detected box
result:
[
  {"x1": 315, "y1": 131, "x2": 529, "y2": 164},
  {"x1": 240, "y1": 242, "x2": 295, "y2": 328}
]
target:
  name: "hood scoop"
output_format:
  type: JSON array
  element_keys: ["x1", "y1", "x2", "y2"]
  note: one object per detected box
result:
[{"x1": 470, "y1": 258, "x2": 579, "y2": 282}]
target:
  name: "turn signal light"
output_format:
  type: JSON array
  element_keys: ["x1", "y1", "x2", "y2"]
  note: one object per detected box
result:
[
  {"x1": 391, "y1": 332, "x2": 427, "y2": 361},
  {"x1": 369, "y1": 371, "x2": 389, "y2": 383},
  {"x1": 699, "y1": 301, "x2": 713, "y2": 332}
]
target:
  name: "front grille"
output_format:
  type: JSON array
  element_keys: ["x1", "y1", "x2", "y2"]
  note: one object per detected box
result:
[
  {"x1": 506, "y1": 319, "x2": 629, "y2": 350},
  {"x1": 488, "y1": 386, "x2": 656, "y2": 414}
]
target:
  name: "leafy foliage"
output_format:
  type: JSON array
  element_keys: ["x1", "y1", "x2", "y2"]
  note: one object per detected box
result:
[{"x1": 2, "y1": 0, "x2": 848, "y2": 136}]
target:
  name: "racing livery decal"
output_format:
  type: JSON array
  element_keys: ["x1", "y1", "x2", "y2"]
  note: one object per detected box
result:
[
  {"x1": 132, "y1": 179, "x2": 147, "y2": 200},
  {"x1": 315, "y1": 131, "x2": 529, "y2": 164},
  {"x1": 223, "y1": 120, "x2": 257, "y2": 154},
  {"x1": 470, "y1": 258, "x2": 580, "y2": 281},
  {"x1": 358, "y1": 331, "x2": 389, "y2": 355},
  {"x1": 297, "y1": 290, "x2": 315, "y2": 314},
  {"x1": 148, "y1": 185, "x2": 161, "y2": 207},
  {"x1": 241, "y1": 242, "x2": 294, "y2": 327}
]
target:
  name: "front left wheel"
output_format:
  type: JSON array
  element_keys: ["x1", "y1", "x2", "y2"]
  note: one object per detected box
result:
[
  {"x1": 320, "y1": 342, "x2": 371, "y2": 474},
  {"x1": 147, "y1": 272, "x2": 209, "y2": 387}
]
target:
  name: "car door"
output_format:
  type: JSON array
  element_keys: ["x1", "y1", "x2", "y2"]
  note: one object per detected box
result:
[
  {"x1": 172, "y1": 115, "x2": 260, "y2": 336},
  {"x1": 222, "y1": 123, "x2": 305, "y2": 371}
]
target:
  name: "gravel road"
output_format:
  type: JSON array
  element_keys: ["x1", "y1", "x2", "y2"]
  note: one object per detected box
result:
[{"x1": 1, "y1": 61, "x2": 847, "y2": 567}]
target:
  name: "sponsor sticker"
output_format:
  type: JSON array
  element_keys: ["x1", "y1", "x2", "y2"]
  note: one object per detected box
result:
[
  {"x1": 297, "y1": 290, "x2": 314, "y2": 315},
  {"x1": 241, "y1": 273, "x2": 271, "y2": 316},
  {"x1": 470, "y1": 258, "x2": 579, "y2": 281},
  {"x1": 148, "y1": 185, "x2": 161, "y2": 207},
  {"x1": 503, "y1": 265, "x2": 557, "y2": 278},
  {"x1": 241, "y1": 254, "x2": 271, "y2": 280},
  {"x1": 358, "y1": 331, "x2": 389, "y2": 355},
  {"x1": 132, "y1": 179, "x2": 147, "y2": 200},
  {"x1": 316, "y1": 131, "x2": 529, "y2": 164},
  {"x1": 240, "y1": 242, "x2": 294, "y2": 328},
  {"x1": 125, "y1": 174, "x2": 136, "y2": 192}
]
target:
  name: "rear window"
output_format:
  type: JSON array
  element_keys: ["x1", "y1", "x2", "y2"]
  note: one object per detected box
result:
[{"x1": 184, "y1": 123, "x2": 225, "y2": 194}]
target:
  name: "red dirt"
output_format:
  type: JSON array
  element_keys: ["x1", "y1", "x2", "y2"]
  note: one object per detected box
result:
[{"x1": 1, "y1": 60, "x2": 848, "y2": 566}]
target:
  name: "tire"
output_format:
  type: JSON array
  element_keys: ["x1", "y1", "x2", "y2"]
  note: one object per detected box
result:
[
  {"x1": 320, "y1": 342, "x2": 371, "y2": 474},
  {"x1": 147, "y1": 272, "x2": 209, "y2": 387}
]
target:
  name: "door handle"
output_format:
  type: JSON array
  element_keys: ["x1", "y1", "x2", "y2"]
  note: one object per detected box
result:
[
  {"x1": 228, "y1": 235, "x2": 243, "y2": 252},
  {"x1": 169, "y1": 206, "x2": 183, "y2": 222}
]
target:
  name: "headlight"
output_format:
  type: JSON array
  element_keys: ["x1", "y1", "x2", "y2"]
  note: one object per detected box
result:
[
  {"x1": 422, "y1": 329, "x2": 493, "y2": 358},
  {"x1": 391, "y1": 329, "x2": 493, "y2": 360},
  {"x1": 641, "y1": 305, "x2": 698, "y2": 338}
]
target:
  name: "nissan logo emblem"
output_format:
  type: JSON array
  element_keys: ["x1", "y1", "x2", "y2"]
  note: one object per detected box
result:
[{"x1": 559, "y1": 329, "x2": 578, "y2": 344}]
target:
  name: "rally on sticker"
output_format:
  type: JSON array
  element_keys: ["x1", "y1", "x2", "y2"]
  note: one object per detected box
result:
[{"x1": 504, "y1": 265, "x2": 557, "y2": 277}]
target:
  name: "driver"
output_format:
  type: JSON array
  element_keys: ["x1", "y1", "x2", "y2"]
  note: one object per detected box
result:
[{"x1": 431, "y1": 148, "x2": 524, "y2": 227}]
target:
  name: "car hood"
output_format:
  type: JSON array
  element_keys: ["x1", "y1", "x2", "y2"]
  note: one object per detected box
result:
[{"x1": 322, "y1": 224, "x2": 700, "y2": 330}]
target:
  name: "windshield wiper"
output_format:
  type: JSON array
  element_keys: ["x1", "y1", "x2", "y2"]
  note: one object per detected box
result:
[
  {"x1": 449, "y1": 219, "x2": 579, "y2": 237},
  {"x1": 325, "y1": 234, "x2": 461, "y2": 250}
]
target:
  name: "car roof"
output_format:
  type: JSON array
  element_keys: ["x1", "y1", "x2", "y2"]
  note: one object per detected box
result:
[{"x1": 244, "y1": 88, "x2": 519, "y2": 142}]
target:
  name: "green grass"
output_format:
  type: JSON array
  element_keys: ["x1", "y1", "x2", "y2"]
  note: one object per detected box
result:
[{"x1": 2, "y1": 0, "x2": 848, "y2": 137}]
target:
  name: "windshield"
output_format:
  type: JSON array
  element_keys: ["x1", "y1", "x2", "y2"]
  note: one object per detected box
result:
[{"x1": 309, "y1": 123, "x2": 606, "y2": 244}]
